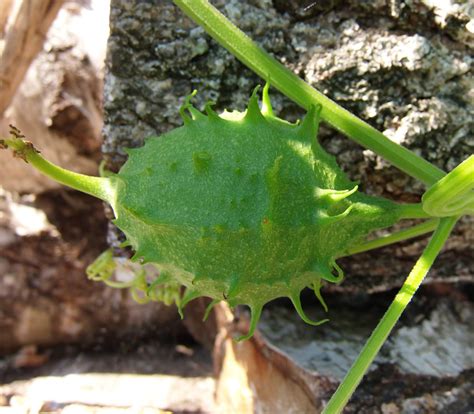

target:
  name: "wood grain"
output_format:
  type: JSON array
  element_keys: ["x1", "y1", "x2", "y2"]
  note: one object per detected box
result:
[
  {"x1": 0, "y1": 0, "x2": 65, "y2": 116},
  {"x1": 0, "y1": 0, "x2": 14, "y2": 37}
]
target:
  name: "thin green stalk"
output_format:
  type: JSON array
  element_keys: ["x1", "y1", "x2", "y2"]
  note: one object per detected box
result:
[
  {"x1": 398, "y1": 203, "x2": 432, "y2": 219},
  {"x1": 323, "y1": 216, "x2": 458, "y2": 414},
  {"x1": 172, "y1": 0, "x2": 445, "y2": 186},
  {"x1": 342, "y1": 219, "x2": 439, "y2": 256},
  {"x1": 2, "y1": 137, "x2": 114, "y2": 203}
]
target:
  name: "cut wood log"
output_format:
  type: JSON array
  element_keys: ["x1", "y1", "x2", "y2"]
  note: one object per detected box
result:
[
  {"x1": 0, "y1": 0, "x2": 14, "y2": 38},
  {"x1": 0, "y1": 0, "x2": 189, "y2": 358},
  {"x1": 214, "y1": 289, "x2": 474, "y2": 413},
  {"x1": 0, "y1": 1, "x2": 108, "y2": 194},
  {"x1": 0, "y1": 190, "x2": 184, "y2": 355},
  {"x1": 0, "y1": 0, "x2": 66, "y2": 117}
]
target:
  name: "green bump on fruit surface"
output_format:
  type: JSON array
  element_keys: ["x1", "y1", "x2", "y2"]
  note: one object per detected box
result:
[{"x1": 2, "y1": 85, "x2": 403, "y2": 339}]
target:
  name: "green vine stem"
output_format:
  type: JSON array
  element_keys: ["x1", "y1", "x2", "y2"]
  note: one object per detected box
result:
[
  {"x1": 342, "y1": 219, "x2": 439, "y2": 257},
  {"x1": 398, "y1": 203, "x2": 431, "y2": 219},
  {"x1": 323, "y1": 216, "x2": 458, "y2": 414},
  {"x1": 172, "y1": 0, "x2": 445, "y2": 186}
]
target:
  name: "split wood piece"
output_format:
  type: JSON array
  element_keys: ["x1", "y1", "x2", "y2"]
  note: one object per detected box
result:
[
  {"x1": 0, "y1": 0, "x2": 14, "y2": 37},
  {"x1": 213, "y1": 292, "x2": 473, "y2": 413},
  {"x1": 0, "y1": 0, "x2": 65, "y2": 117},
  {"x1": 182, "y1": 297, "x2": 221, "y2": 350},
  {"x1": 213, "y1": 304, "x2": 334, "y2": 413},
  {"x1": 0, "y1": 191, "x2": 184, "y2": 355},
  {"x1": 0, "y1": 2, "x2": 105, "y2": 194}
]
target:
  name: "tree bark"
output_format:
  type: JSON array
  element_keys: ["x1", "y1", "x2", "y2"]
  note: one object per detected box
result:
[
  {"x1": 103, "y1": 0, "x2": 473, "y2": 291},
  {"x1": 103, "y1": 1, "x2": 473, "y2": 412}
]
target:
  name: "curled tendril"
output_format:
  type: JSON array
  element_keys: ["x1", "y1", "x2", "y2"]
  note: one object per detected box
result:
[
  {"x1": 422, "y1": 155, "x2": 474, "y2": 217},
  {"x1": 86, "y1": 249, "x2": 117, "y2": 283},
  {"x1": 86, "y1": 249, "x2": 184, "y2": 307},
  {"x1": 147, "y1": 278, "x2": 182, "y2": 306}
]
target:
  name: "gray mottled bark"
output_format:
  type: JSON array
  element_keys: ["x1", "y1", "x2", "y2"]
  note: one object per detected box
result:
[
  {"x1": 103, "y1": 0, "x2": 473, "y2": 411},
  {"x1": 103, "y1": 0, "x2": 473, "y2": 290}
]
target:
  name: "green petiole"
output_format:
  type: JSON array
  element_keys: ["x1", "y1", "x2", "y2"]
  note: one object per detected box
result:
[
  {"x1": 323, "y1": 216, "x2": 458, "y2": 413},
  {"x1": 398, "y1": 203, "x2": 432, "y2": 219},
  {"x1": 1, "y1": 134, "x2": 114, "y2": 203},
  {"x1": 172, "y1": 0, "x2": 445, "y2": 186},
  {"x1": 342, "y1": 219, "x2": 439, "y2": 256}
]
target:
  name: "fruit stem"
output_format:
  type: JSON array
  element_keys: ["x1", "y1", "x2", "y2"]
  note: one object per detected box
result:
[
  {"x1": 1, "y1": 135, "x2": 114, "y2": 203},
  {"x1": 341, "y1": 219, "x2": 439, "y2": 256},
  {"x1": 398, "y1": 203, "x2": 432, "y2": 219}
]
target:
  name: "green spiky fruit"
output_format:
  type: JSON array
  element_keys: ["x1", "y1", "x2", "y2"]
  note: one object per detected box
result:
[{"x1": 1, "y1": 85, "x2": 403, "y2": 340}]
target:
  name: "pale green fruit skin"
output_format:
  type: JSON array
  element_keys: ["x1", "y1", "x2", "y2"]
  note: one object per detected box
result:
[{"x1": 108, "y1": 91, "x2": 401, "y2": 333}]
